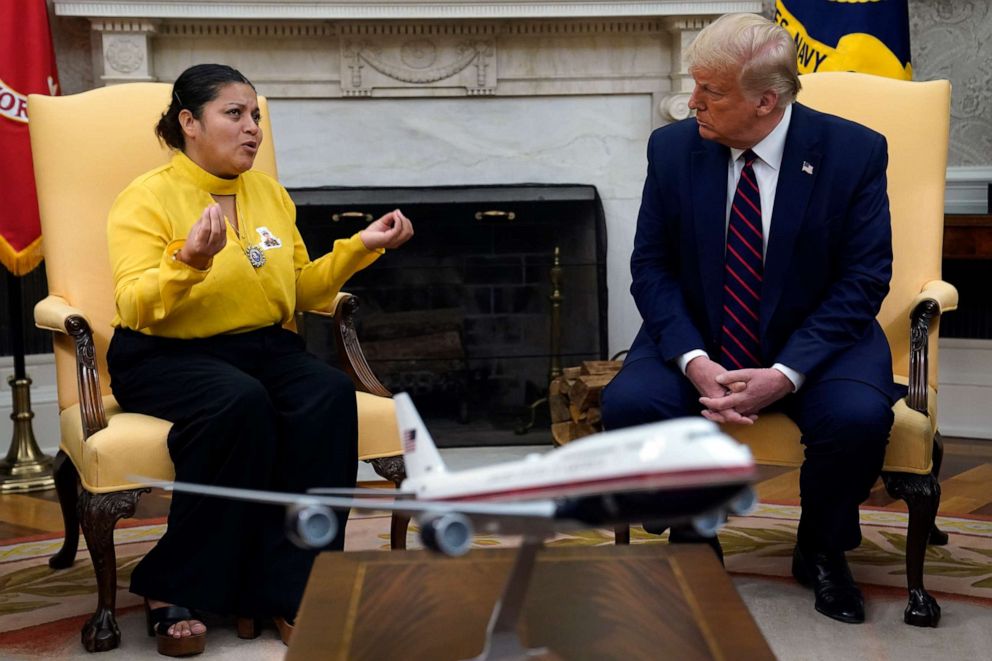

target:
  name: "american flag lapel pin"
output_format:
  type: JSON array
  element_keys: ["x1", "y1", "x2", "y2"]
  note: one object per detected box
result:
[{"x1": 802, "y1": 161, "x2": 814, "y2": 175}]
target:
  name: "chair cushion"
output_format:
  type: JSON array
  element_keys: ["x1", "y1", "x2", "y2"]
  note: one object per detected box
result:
[
  {"x1": 721, "y1": 379, "x2": 937, "y2": 476},
  {"x1": 60, "y1": 395, "x2": 174, "y2": 493},
  {"x1": 355, "y1": 391, "x2": 401, "y2": 460},
  {"x1": 60, "y1": 392, "x2": 402, "y2": 493}
]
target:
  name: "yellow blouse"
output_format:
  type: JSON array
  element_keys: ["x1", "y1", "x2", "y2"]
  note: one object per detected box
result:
[{"x1": 108, "y1": 151, "x2": 381, "y2": 338}]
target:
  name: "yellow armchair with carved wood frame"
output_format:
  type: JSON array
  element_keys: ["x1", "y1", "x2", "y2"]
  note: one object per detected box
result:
[
  {"x1": 28, "y1": 83, "x2": 408, "y2": 653},
  {"x1": 723, "y1": 72, "x2": 956, "y2": 628}
]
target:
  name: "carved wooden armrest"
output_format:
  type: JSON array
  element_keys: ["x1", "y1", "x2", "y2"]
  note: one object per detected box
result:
[
  {"x1": 906, "y1": 280, "x2": 959, "y2": 415},
  {"x1": 303, "y1": 292, "x2": 390, "y2": 397},
  {"x1": 34, "y1": 295, "x2": 108, "y2": 438}
]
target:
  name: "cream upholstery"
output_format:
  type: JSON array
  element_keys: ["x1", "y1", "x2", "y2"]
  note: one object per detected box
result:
[
  {"x1": 29, "y1": 82, "x2": 401, "y2": 492},
  {"x1": 721, "y1": 72, "x2": 956, "y2": 476}
]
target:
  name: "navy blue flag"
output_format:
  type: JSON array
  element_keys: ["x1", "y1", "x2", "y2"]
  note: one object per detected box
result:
[{"x1": 774, "y1": 0, "x2": 912, "y2": 79}]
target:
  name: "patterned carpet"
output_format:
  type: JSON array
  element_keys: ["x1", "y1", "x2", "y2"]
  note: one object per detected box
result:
[{"x1": 1, "y1": 505, "x2": 990, "y2": 655}]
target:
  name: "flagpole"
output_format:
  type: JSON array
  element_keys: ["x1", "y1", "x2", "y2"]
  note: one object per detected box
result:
[{"x1": 0, "y1": 269, "x2": 54, "y2": 491}]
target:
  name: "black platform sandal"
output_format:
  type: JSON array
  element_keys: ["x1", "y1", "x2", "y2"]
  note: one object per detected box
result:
[{"x1": 145, "y1": 600, "x2": 206, "y2": 657}]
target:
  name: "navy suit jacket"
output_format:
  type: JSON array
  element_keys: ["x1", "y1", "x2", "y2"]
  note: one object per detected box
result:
[{"x1": 628, "y1": 103, "x2": 897, "y2": 399}]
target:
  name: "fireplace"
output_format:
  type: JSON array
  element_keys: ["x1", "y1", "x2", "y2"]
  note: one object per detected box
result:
[{"x1": 291, "y1": 184, "x2": 607, "y2": 446}]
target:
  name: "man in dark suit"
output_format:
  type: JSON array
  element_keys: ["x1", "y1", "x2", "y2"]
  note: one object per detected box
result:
[{"x1": 601, "y1": 13, "x2": 899, "y2": 624}]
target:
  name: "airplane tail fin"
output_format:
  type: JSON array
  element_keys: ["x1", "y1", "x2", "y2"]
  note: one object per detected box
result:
[{"x1": 393, "y1": 392, "x2": 447, "y2": 478}]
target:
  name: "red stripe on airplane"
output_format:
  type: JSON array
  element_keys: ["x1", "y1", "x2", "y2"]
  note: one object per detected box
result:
[{"x1": 430, "y1": 465, "x2": 755, "y2": 502}]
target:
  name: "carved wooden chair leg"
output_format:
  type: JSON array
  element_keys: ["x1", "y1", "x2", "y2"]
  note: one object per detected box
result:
[
  {"x1": 615, "y1": 523, "x2": 630, "y2": 545},
  {"x1": 367, "y1": 455, "x2": 409, "y2": 550},
  {"x1": 882, "y1": 471, "x2": 941, "y2": 627},
  {"x1": 928, "y1": 432, "x2": 948, "y2": 546},
  {"x1": 390, "y1": 513, "x2": 411, "y2": 550},
  {"x1": 49, "y1": 451, "x2": 81, "y2": 570},
  {"x1": 78, "y1": 488, "x2": 149, "y2": 652}
]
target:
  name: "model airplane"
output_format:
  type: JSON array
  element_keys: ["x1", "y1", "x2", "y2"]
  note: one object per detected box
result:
[
  {"x1": 136, "y1": 393, "x2": 757, "y2": 555},
  {"x1": 134, "y1": 393, "x2": 757, "y2": 660}
]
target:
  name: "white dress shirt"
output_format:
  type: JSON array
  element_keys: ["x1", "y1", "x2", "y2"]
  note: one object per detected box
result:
[{"x1": 678, "y1": 104, "x2": 805, "y2": 391}]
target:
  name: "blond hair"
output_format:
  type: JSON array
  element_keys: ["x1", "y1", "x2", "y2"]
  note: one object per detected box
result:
[{"x1": 685, "y1": 13, "x2": 800, "y2": 107}]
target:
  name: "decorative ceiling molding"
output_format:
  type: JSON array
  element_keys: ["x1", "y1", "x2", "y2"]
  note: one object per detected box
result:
[{"x1": 55, "y1": 1, "x2": 763, "y2": 20}]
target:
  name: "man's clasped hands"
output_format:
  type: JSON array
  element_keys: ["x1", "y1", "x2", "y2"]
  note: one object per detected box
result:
[{"x1": 685, "y1": 356, "x2": 795, "y2": 425}]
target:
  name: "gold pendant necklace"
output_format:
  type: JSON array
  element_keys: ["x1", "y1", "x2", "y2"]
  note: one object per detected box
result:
[{"x1": 245, "y1": 245, "x2": 266, "y2": 268}]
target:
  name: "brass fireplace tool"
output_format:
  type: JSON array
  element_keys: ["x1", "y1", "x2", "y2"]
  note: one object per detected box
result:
[{"x1": 515, "y1": 246, "x2": 563, "y2": 435}]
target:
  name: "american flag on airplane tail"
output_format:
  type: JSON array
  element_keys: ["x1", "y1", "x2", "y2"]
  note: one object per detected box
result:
[{"x1": 402, "y1": 429, "x2": 417, "y2": 454}]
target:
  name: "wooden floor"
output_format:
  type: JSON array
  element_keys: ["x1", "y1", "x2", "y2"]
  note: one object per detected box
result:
[{"x1": 0, "y1": 437, "x2": 990, "y2": 543}]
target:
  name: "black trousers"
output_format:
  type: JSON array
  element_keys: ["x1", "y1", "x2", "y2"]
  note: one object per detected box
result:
[
  {"x1": 107, "y1": 325, "x2": 358, "y2": 619},
  {"x1": 601, "y1": 355, "x2": 893, "y2": 552}
]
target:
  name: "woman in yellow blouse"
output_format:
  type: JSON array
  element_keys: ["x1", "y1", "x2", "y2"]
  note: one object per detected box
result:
[{"x1": 106, "y1": 64, "x2": 413, "y2": 657}]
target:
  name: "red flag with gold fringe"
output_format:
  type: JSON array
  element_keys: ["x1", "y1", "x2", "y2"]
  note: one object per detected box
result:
[{"x1": 0, "y1": 0, "x2": 59, "y2": 276}]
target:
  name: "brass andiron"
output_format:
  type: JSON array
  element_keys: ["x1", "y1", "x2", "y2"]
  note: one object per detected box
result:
[
  {"x1": 515, "y1": 247, "x2": 564, "y2": 435},
  {"x1": 0, "y1": 374, "x2": 55, "y2": 492}
]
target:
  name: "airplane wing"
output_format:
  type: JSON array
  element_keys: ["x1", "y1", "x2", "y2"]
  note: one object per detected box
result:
[
  {"x1": 307, "y1": 487, "x2": 416, "y2": 499},
  {"x1": 132, "y1": 476, "x2": 557, "y2": 522}
]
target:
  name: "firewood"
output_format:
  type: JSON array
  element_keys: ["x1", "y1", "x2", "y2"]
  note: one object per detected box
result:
[
  {"x1": 549, "y1": 394, "x2": 571, "y2": 423},
  {"x1": 586, "y1": 407, "x2": 602, "y2": 426},
  {"x1": 568, "y1": 373, "x2": 616, "y2": 411},
  {"x1": 569, "y1": 403, "x2": 587, "y2": 422},
  {"x1": 551, "y1": 421, "x2": 597, "y2": 445},
  {"x1": 363, "y1": 330, "x2": 463, "y2": 360},
  {"x1": 562, "y1": 366, "x2": 583, "y2": 379},
  {"x1": 361, "y1": 308, "x2": 464, "y2": 340},
  {"x1": 581, "y1": 360, "x2": 623, "y2": 375}
]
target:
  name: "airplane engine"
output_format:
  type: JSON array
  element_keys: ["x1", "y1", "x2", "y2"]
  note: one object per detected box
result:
[
  {"x1": 690, "y1": 510, "x2": 724, "y2": 538},
  {"x1": 286, "y1": 503, "x2": 338, "y2": 549},
  {"x1": 728, "y1": 487, "x2": 758, "y2": 516},
  {"x1": 420, "y1": 513, "x2": 473, "y2": 556}
]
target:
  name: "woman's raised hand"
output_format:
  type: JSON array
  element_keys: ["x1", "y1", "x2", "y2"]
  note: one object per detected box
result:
[
  {"x1": 177, "y1": 203, "x2": 227, "y2": 269},
  {"x1": 360, "y1": 209, "x2": 414, "y2": 251}
]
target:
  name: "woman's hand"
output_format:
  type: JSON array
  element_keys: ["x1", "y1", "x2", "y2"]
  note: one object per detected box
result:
[
  {"x1": 360, "y1": 209, "x2": 414, "y2": 251},
  {"x1": 177, "y1": 204, "x2": 227, "y2": 269}
]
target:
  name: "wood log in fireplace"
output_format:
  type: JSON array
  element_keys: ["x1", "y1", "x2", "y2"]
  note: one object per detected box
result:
[
  {"x1": 359, "y1": 308, "x2": 472, "y2": 411},
  {"x1": 549, "y1": 360, "x2": 622, "y2": 445}
]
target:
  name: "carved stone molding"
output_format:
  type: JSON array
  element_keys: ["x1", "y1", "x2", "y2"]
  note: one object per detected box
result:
[
  {"x1": 55, "y1": 1, "x2": 764, "y2": 21},
  {"x1": 92, "y1": 19, "x2": 157, "y2": 83},
  {"x1": 661, "y1": 14, "x2": 711, "y2": 120},
  {"x1": 157, "y1": 21, "x2": 338, "y2": 38},
  {"x1": 659, "y1": 92, "x2": 692, "y2": 121},
  {"x1": 342, "y1": 27, "x2": 497, "y2": 96}
]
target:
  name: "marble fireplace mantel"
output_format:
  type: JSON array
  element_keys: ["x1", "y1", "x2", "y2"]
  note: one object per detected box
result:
[
  {"x1": 55, "y1": 1, "x2": 762, "y2": 20},
  {"x1": 55, "y1": 0, "x2": 760, "y2": 120}
]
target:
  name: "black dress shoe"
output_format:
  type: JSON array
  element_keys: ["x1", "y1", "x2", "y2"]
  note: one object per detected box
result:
[{"x1": 791, "y1": 545, "x2": 865, "y2": 624}]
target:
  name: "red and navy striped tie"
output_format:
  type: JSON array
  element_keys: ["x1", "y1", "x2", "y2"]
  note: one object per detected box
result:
[{"x1": 721, "y1": 149, "x2": 763, "y2": 369}]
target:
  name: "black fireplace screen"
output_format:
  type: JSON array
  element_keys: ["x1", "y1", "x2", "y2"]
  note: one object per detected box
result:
[{"x1": 290, "y1": 184, "x2": 608, "y2": 447}]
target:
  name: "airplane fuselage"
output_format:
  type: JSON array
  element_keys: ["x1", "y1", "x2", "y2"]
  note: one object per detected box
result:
[{"x1": 402, "y1": 418, "x2": 755, "y2": 507}]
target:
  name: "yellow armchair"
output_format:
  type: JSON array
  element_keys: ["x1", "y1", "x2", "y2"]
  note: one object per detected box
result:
[
  {"x1": 721, "y1": 72, "x2": 956, "y2": 627},
  {"x1": 28, "y1": 83, "x2": 407, "y2": 652}
]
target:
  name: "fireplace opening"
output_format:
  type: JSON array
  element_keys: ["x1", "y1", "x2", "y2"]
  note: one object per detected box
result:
[{"x1": 290, "y1": 184, "x2": 608, "y2": 447}]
